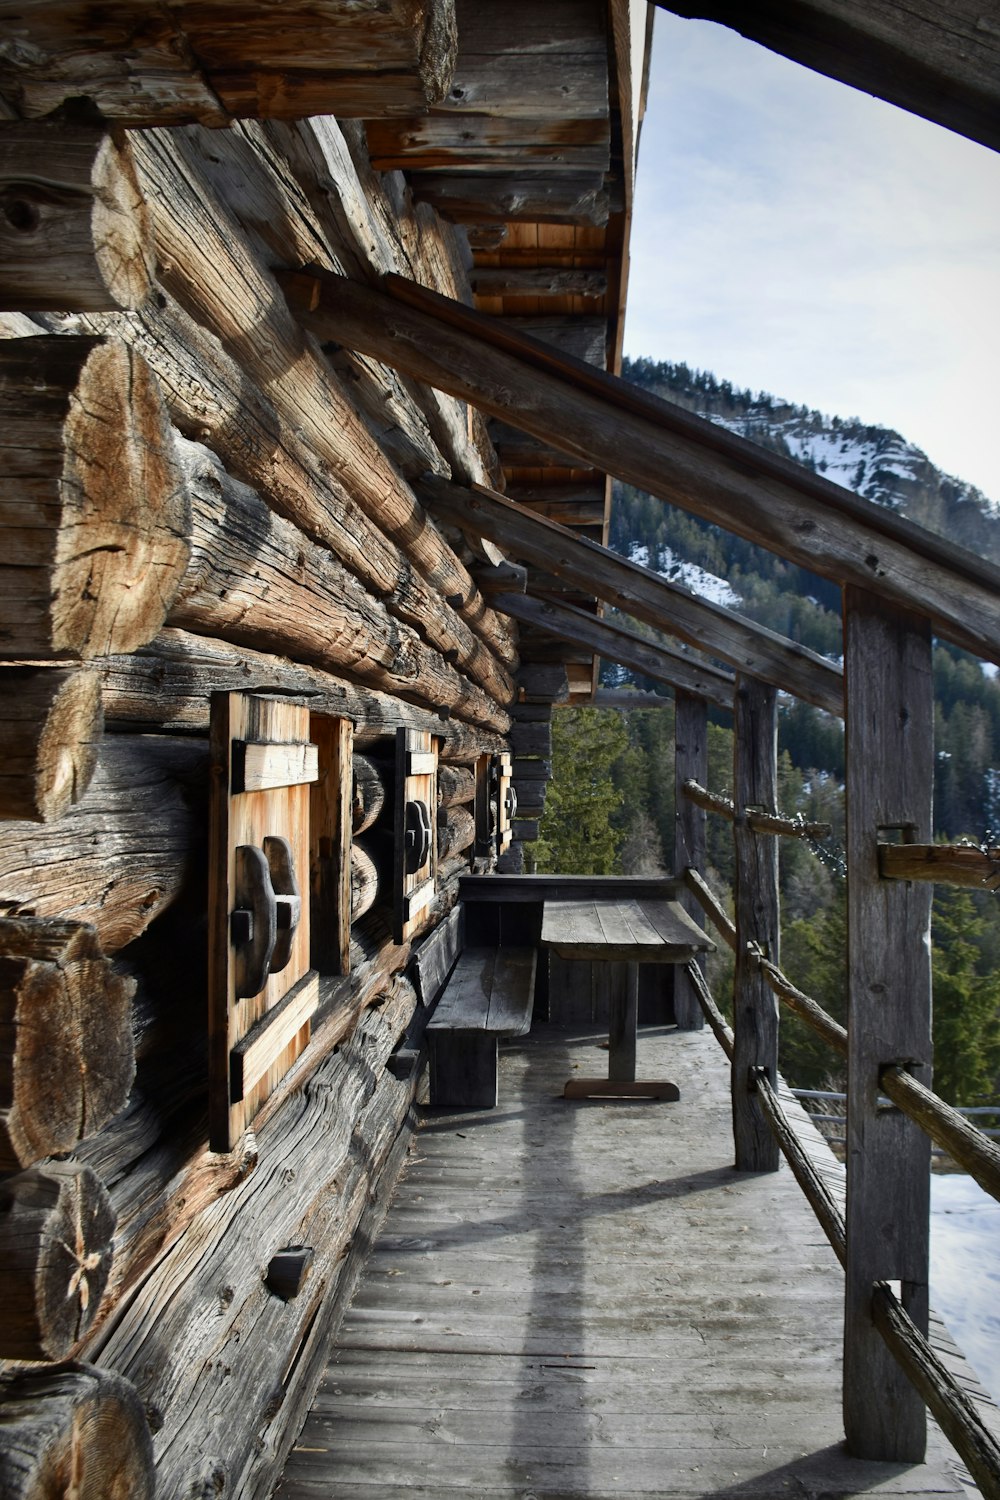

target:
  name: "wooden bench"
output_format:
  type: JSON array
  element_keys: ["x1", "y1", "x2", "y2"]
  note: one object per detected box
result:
[{"x1": 427, "y1": 946, "x2": 536, "y2": 1108}]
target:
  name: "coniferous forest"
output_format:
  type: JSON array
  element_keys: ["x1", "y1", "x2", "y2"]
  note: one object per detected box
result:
[{"x1": 534, "y1": 359, "x2": 1000, "y2": 1105}]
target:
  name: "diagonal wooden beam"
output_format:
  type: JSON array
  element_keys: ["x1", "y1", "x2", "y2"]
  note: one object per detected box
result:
[
  {"x1": 278, "y1": 268, "x2": 1000, "y2": 669},
  {"x1": 655, "y1": 3, "x2": 1000, "y2": 156},
  {"x1": 423, "y1": 475, "x2": 843, "y2": 714},
  {"x1": 492, "y1": 591, "x2": 736, "y2": 711}
]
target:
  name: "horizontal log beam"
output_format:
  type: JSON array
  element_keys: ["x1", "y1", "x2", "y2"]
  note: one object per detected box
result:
[
  {"x1": 0, "y1": 123, "x2": 152, "y2": 311},
  {"x1": 0, "y1": 916, "x2": 135, "y2": 1170},
  {"x1": 494, "y1": 593, "x2": 736, "y2": 710},
  {"x1": 471, "y1": 266, "x2": 609, "y2": 298},
  {"x1": 280, "y1": 269, "x2": 1000, "y2": 668},
  {"x1": 683, "y1": 778, "x2": 832, "y2": 839},
  {"x1": 420, "y1": 476, "x2": 842, "y2": 713},
  {"x1": 879, "y1": 842, "x2": 1000, "y2": 891},
  {"x1": 0, "y1": 667, "x2": 102, "y2": 823},
  {"x1": 0, "y1": 1, "x2": 458, "y2": 125},
  {"x1": 656, "y1": 2, "x2": 1000, "y2": 154},
  {"x1": 99, "y1": 629, "x2": 508, "y2": 757}
]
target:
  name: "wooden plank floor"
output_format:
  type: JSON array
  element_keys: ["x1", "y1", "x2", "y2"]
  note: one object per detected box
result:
[{"x1": 277, "y1": 1025, "x2": 970, "y2": 1499}]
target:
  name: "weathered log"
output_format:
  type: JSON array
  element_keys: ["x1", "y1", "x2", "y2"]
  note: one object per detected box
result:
[
  {"x1": 509, "y1": 719, "x2": 551, "y2": 759},
  {"x1": 684, "y1": 958, "x2": 734, "y2": 1060},
  {"x1": 0, "y1": 1363, "x2": 153, "y2": 1500},
  {"x1": 0, "y1": 335, "x2": 189, "y2": 659},
  {"x1": 758, "y1": 956, "x2": 848, "y2": 1059},
  {"x1": 879, "y1": 841, "x2": 1000, "y2": 891},
  {"x1": 506, "y1": 482, "x2": 607, "y2": 526},
  {"x1": 844, "y1": 588, "x2": 933, "y2": 1461},
  {"x1": 286, "y1": 272, "x2": 1000, "y2": 670},
  {"x1": 470, "y1": 265, "x2": 608, "y2": 298},
  {"x1": 0, "y1": 1, "x2": 458, "y2": 125},
  {"x1": 411, "y1": 172, "x2": 609, "y2": 226},
  {"x1": 0, "y1": 1162, "x2": 115, "y2": 1359},
  {"x1": 0, "y1": 734, "x2": 207, "y2": 954},
  {"x1": 683, "y1": 778, "x2": 831, "y2": 839},
  {"x1": 123, "y1": 128, "x2": 518, "y2": 668},
  {"x1": 436, "y1": 764, "x2": 475, "y2": 808},
  {"x1": 352, "y1": 755, "x2": 387, "y2": 835},
  {"x1": 0, "y1": 124, "x2": 152, "y2": 312},
  {"x1": 658, "y1": 1, "x2": 1000, "y2": 155},
  {"x1": 879, "y1": 1064, "x2": 1000, "y2": 1204},
  {"x1": 419, "y1": 477, "x2": 844, "y2": 714},
  {"x1": 496, "y1": 593, "x2": 737, "y2": 711},
  {"x1": 517, "y1": 663, "x2": 569, "y2": 703},
  {"x1": 437, "y1": 805, "x2": 475, "y2": 861},
  {"x1": 99, "y1": 629, "x2": 507, "y2": 758},
  {"x1": 351, "y1": 843, "x2": 381, "y2": 924},
  {"x1": 86, "y1": 985, "x2": 417, "y2": 1500},
  {"x1": 755, "y1": 1074, "x2": 847, "y2": 1268},
  {"x1": 367, "y1": 113, "x2": 610, "y2": 172},
  {"x1": 0, "y1": 667, "x2": 102, "y2": 823},
  {"x1": 683, "y1": 866, "x2": 738, "y2": 953},
  {"x1": 674, "y1": 691, "x2": 707, "y2": 1030},
  {"x1": 168, "y1": 436, "x2": 511, "y2": 732},
  {"x1": 0, "y1": 917, "x2": 135, "y2": 1171},
  {"x1": 871, "y1": 1283, "x2": 1000, "y2": 1500},
  {"x1": 732, "y1": 676, "x2": 780, "y2": 1173}
]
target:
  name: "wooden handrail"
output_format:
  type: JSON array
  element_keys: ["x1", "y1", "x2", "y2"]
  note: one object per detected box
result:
[
  {"x1": 682, "y1": 780, "x2": 832, "y2": 841},
  {"x1": 756, "y1": 1074, "x2": 846, "y2": 1266},
  {"x1": 683, "y1": 959, "x2": 733, "y2": 1060},
  {"x1": 872, "y1": 1283, "x2": 1000, "y2": 1500},
  {"x1": 758, "y1": 957, "x2": 848, "y2": 1058},
  {"x1": 683, "y1": 867, "x2": 737, "y2": 952},
  {"x1": 879, "y1": 1065, "x2": 1000, "y2": 1203}
]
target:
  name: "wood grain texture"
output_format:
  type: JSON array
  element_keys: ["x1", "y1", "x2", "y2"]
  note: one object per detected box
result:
[
  {"x1": 0, "y1": 1162, "x2": 115, "y2": 1359},
  {"x1": 731, "y1": 677, "x2": 780, "y2": 1173},
  {"x1": 843, "y1": 587, "x2": 933, "y2": 1461},
  {"x1": 0, "y1": 0, "x2": 458, "y2": 123},
  {"x1": 286, "y1": 272, "x2": 1000, "y2": 669},
  {"x1": 99, "y1": 629, "x2": 509, "y2": 757},
  {"x1": 657, "y1": 0, "x2": 1000, "y2": 152},
  {"x1": 0, "y1": 1362, "x2": 154, "y2": 1500},
  {"x1": 309, "y1": 716, "x2": 353, "y2": 976},
  {"x1": 0, "y1": 335, "x2": 189, "y2": 659},
  {"x1": 0, "y1": 734, "x2": 206, "y2": 953},
  {"x1": 0, "y1": 123, "x2": 152, "y2": 311},
  {"x1": 419, "y1": 475, "x2": 842, "y2": 713},
  {"x1": 0, "y1": 666, "x2": 102, "y2": 823},
  {"x1": 0, "y1": 916, "x2": 134, "y2": 1171}
]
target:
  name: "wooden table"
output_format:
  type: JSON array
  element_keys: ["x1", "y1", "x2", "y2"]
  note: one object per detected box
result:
[{"x1": 542, "y1": 894, "x2": 714, "y2": 1099}]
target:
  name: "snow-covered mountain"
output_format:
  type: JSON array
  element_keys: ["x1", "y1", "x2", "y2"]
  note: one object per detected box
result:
[{"x1": 623, "y1": 357, "x2": 1000, "y2": 564}]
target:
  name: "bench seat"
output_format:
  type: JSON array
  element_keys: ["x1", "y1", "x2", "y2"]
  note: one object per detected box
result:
[{"x1": 427, "y1": 946, "x2": 536, "y2": 1108}]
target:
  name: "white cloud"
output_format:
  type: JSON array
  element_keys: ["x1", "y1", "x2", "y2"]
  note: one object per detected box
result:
[{"x1": 626, "y1": 15, "x2": 1000, "y2": 501}]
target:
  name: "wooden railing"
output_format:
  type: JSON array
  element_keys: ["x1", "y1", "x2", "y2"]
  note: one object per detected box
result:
[{"x1": 682, "y1": 852, "x2": 1000, "y2": 1499}]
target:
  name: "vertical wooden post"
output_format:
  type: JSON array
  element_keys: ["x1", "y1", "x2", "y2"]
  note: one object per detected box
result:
[
  {"x1": 732, "y1": 676, "x2": 780, "y2": 1172},
  {"x1": 674, "y1": 689, "x2": 708, "y2": 1029},
  {"x1": 843, "y1": 587, "x2": 932, "y2": 1460}
]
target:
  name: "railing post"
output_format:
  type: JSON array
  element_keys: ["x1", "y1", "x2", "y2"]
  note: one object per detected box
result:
[
  {"x1": 674, "y1": 688, "x2": 707, "y2": 1029},
  {"x1": 843, "y1": 586, "x2": 932, "y2": 1460},
  {"x1": 732, "y1": 675, "x2": 780, "y2": 1171}
]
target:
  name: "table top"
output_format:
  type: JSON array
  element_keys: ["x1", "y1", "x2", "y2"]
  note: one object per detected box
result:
[{"x1": 541, "y1": 894, "x2": 714, "y2": 963}]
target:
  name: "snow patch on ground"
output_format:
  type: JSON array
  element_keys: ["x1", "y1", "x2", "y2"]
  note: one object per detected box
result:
[{"x1": 930, "y1": 1173, "x2": 1000, "y2": 1401}]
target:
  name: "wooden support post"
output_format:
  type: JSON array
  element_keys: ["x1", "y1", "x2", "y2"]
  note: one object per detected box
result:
[
  {"x1": 843, "y1": 587, "x2": 933, "y2": 1461},
  {"x1": 732, "y1": 676, "x2": 780, "y2": 1172},
  {"x1": 608, "y1": 962, "x2": 639, "y2": 1080},
  {"x1": 674, "y1": 690, "x2": 708, "y2": 1029}
]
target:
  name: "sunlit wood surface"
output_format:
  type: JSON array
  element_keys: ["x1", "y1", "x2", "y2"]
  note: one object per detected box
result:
[{"x1": 278, "y1": 1025, "x2": 974, "y2": 1499}]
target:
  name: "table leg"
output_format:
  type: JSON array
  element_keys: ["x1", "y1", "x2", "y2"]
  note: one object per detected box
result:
[{"x1": 608, "y1": 960, "x2": 638, "y2": 1080}]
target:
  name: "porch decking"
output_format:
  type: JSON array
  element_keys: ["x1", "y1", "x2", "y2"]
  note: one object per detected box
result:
[{"x1": 277, "y1": 1025, "x2": 969, "y2": 1499}]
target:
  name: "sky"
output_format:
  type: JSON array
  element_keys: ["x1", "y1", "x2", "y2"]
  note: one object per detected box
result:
[{"x1": 624, "y1": 13, "x2": 1000, "y2": 505}]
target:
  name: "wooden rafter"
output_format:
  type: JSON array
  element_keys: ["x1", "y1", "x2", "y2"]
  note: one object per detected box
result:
[
  {"x1": 656, "y1": 2, "x2": 1000, "y2": 155},
  {"x1": 279, "y1": 268, "x2": 1000, "y2": 669}
]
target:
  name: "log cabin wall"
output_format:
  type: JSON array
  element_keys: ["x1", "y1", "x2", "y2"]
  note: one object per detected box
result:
[{"x1": 0, "y1": 2, "x2": 644, "y2": 1493}]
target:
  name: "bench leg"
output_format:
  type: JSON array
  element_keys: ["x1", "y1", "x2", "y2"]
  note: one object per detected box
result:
[
  {"x1": 608, "y1": 961, "x2": 638, "y2": 1081},
  {"x1": 429, "y1": 1032, "x2": 498, "y2": 1108}
]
